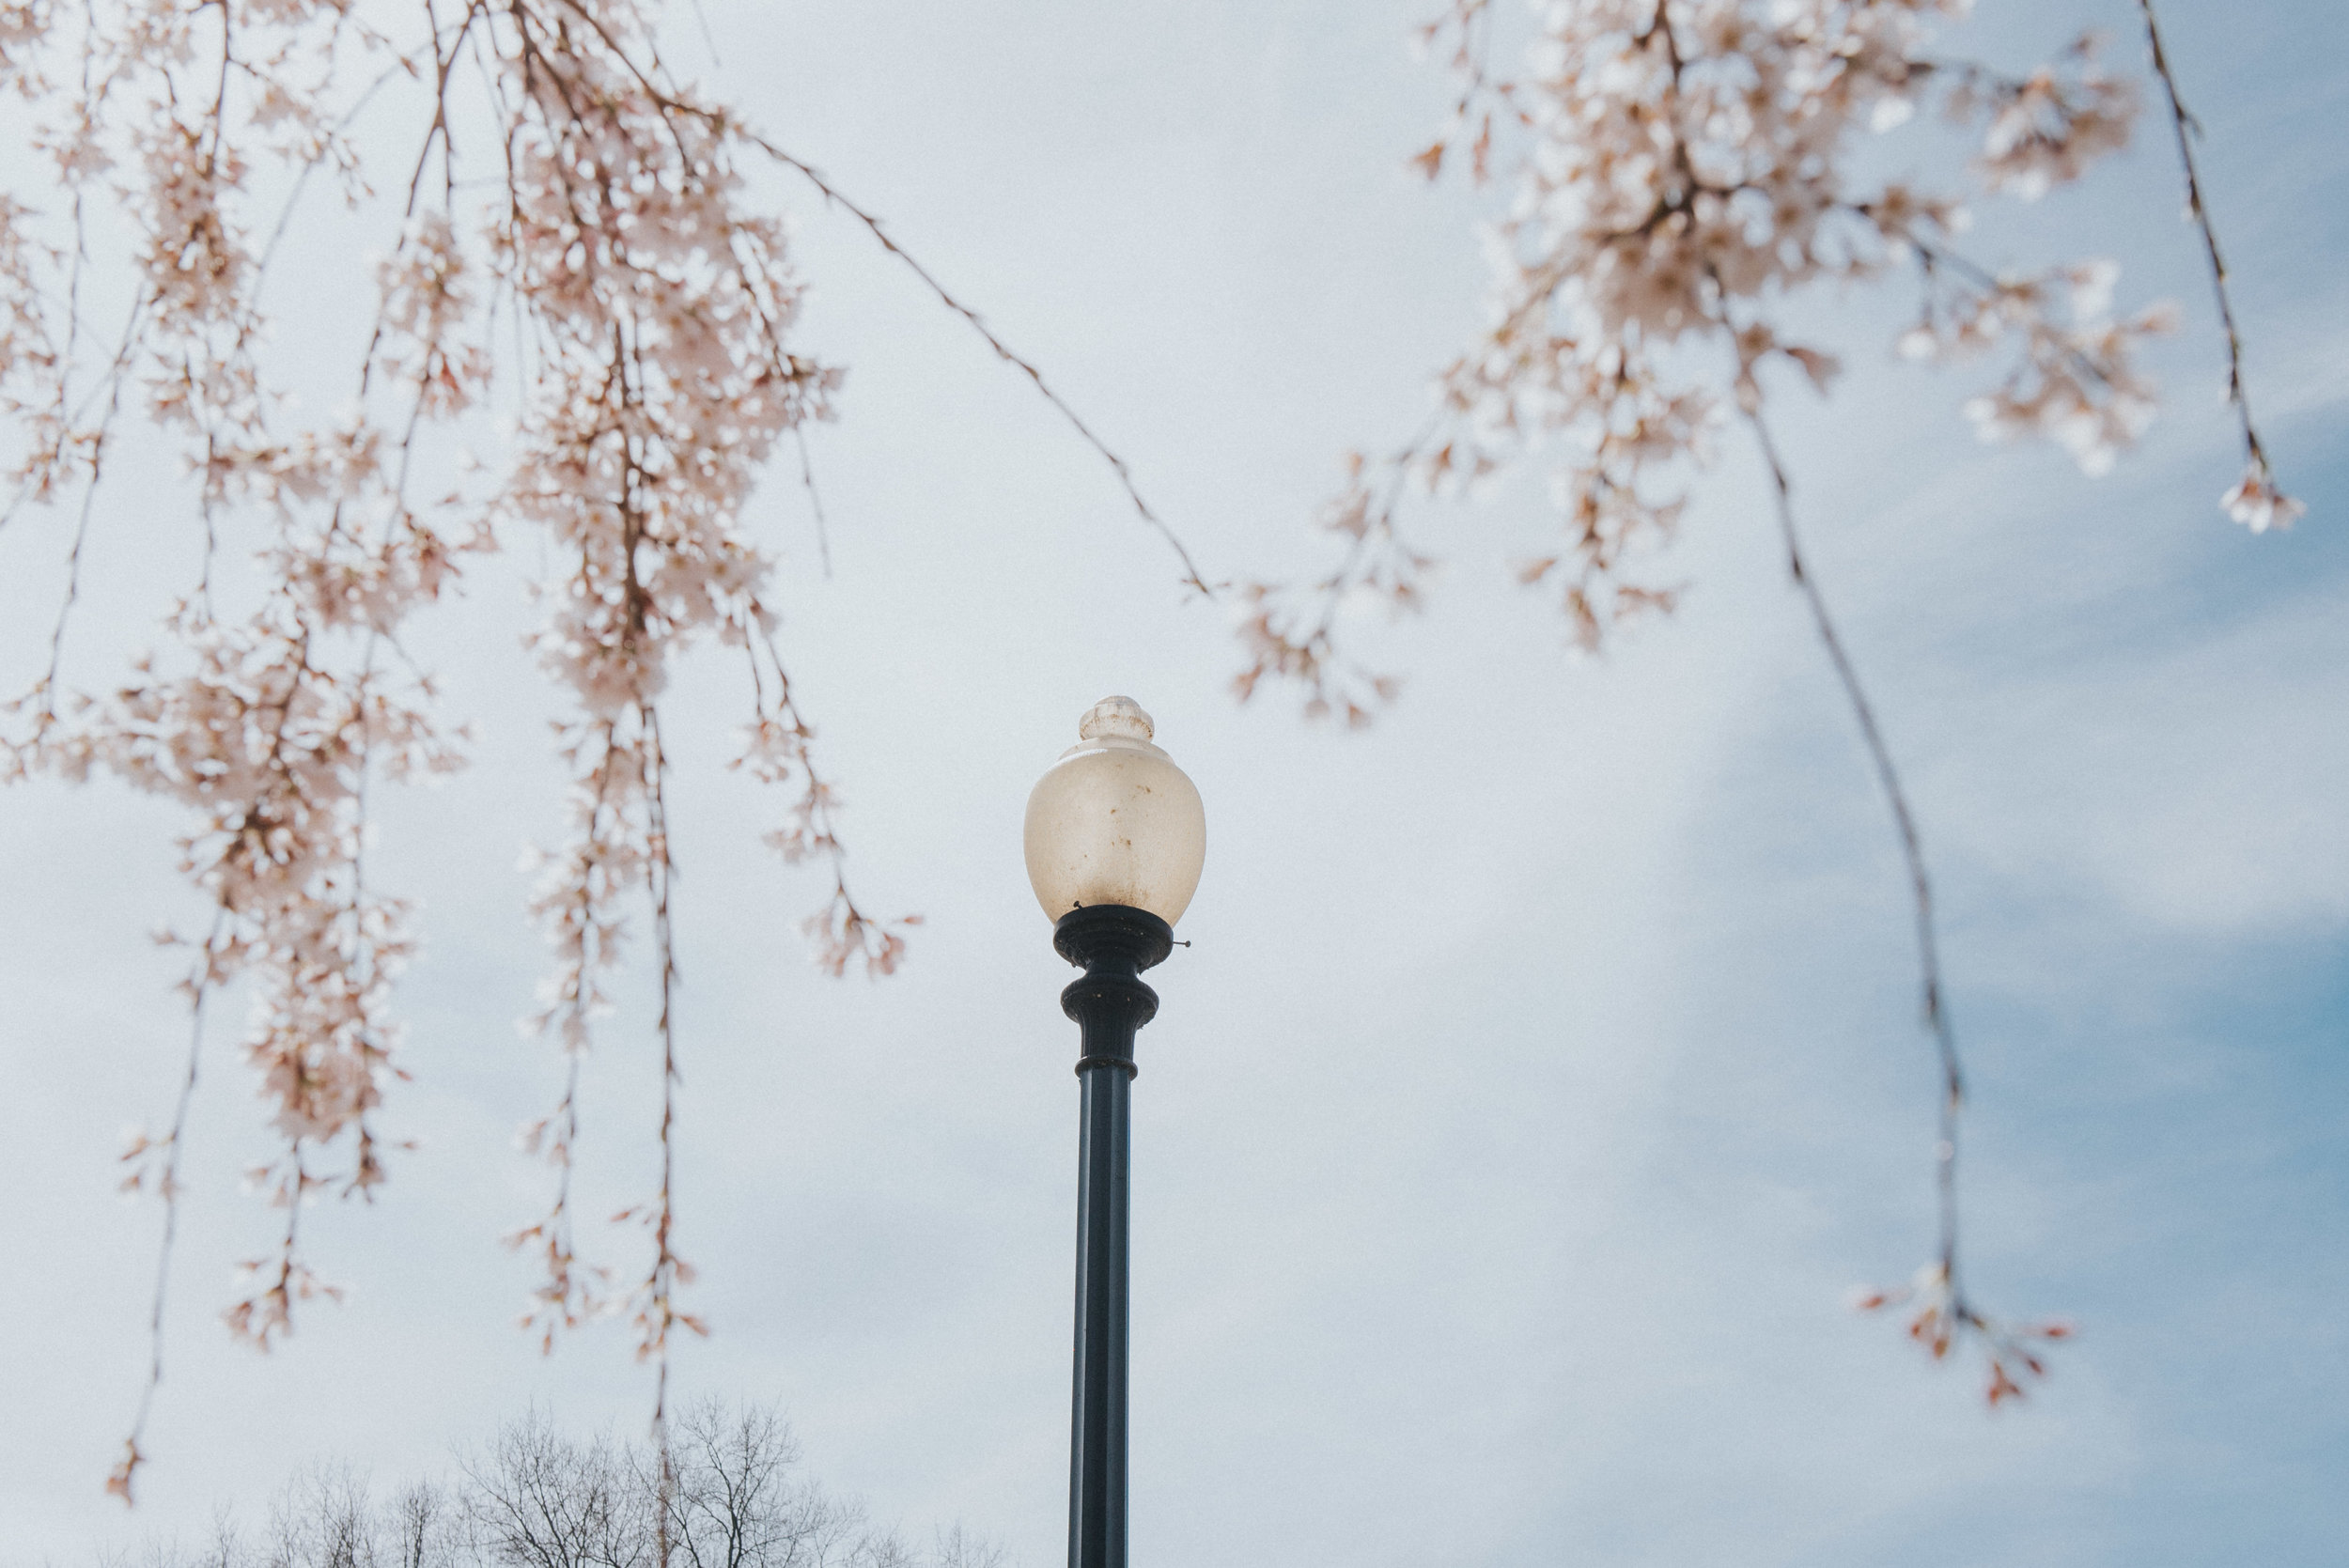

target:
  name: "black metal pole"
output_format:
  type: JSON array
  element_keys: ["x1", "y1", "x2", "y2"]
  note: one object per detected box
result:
[{"x1": 1053, "y1": 904, "x2": 1174, "y2": 1568}]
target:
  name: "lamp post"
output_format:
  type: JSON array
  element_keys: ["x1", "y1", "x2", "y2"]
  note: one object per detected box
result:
[{"x1": 1024, "y1": 696, "x2": 1206, "y2": 1568}]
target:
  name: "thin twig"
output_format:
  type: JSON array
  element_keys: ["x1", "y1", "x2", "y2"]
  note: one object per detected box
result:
[
  {"x1": 36, "y1": 338, "x2": 130, "y2": 716},
  {"x1": 521, "y1": 0, "x2": 1097, "y2": 575},
  {"x1": 2133, "y1": 0, "x2": 2271, "y2": 475},
  {"x1": 342, "y1": 635, "x2": 386, "y2": 1202},
  {"x1": 109, "y1": 911, "x2": 227, "y2": 1506},
  {"x1": 682, "y1": 0, "x2": 721, "y2": 72},
  {"x1": 791, "y1": 424, "x2": 832, "y2": 580},
  {"x1": 742, "y1": 136, "x2": 1217, "y2": 598},
  {"x1": 0, "y1": 291, "x2": 146, "y2": 536},
  {"x1": 1745, "y1": 405, "x2": 1969, "y2": 1306},
  {"x1": 253, "y1": 54, "x2": 413, "y2": 287},
  {"x1": 642, "y1": 698, "x2": 682, "y2": 1568}
]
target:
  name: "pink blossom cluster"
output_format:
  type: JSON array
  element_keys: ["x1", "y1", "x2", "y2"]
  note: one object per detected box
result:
[
  {"x1": 1232, "y1": 0, "x2": 2299, "y2": 1410},
  {"x1": 1855, "y1": 1261, "x2": 2075, "y2": 1406},
  {"x1": 1, "y1": 0, "x2": 906, "y2": 1497},
  {"x1": 1238, "y1": 0, "x2": 2287, "y2": 718},
  {"x1": 6, "y1": 1, "x2": 483, "y2": 1396}
]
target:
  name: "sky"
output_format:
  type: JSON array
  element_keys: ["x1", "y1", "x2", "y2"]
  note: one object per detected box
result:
[{"x1": 1, "y1": 1, "x2": 2344, "y2": 1564}]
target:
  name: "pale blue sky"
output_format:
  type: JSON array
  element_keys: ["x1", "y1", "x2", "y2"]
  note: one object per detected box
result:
[{"x1": 0, "y1": 1, "x2": 2342, "y2": 1563}]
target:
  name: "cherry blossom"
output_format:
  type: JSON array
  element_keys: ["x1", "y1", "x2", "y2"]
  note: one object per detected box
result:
[
  {"x1": 2222, "y1": 459, "x2": 2305, "y2": 535},
  {"x1": 0, "y1": 0, "x2": 942, "y2": 1502},
  {"x1": 1238, "y1": 0, "x2": 2297, "y2": 1405},
  {"x1": 1244, "y1": 0, "x2": 2296, "y2": 708}
]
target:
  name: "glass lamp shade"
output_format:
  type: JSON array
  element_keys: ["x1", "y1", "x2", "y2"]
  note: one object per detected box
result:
[{"x1": 1024, "y1": 696, "x2": 1206, "y2": 926}]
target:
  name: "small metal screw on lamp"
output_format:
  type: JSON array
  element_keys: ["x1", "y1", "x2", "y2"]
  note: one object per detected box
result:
[{"x1": 1024, "y1": 697, "x2": 1206, "y2": 1568}]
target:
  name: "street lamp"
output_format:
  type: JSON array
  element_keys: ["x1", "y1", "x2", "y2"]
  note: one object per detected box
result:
[{"x1": 1024, "y1": 695, "x2": 1206, "y2": 1568}]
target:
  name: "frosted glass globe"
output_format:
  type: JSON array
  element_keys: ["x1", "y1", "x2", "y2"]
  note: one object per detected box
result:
[{"x1": 1024, "y1": 696, "x2": 1206, "y2": 926}]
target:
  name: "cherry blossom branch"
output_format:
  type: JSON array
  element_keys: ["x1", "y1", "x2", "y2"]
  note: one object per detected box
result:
[
  {"x1": 790, "y1": 424, "x2": 832, "y2": 580},
  {"x1": 0, "y1": 288, "x2": 144, "y2": 536},
  {"x1": 105, "y1": 911, "x2": 227, "y2": 1506},
  {"x1": 2132, "y1": 0, "x2": 2301, "y2": 533},
  {"x1": 225, "y1": 1141, "x2": 341, "y2": 1352},
  {"x1": 8, "y1": 0, "x2": 973, "y2": 1502},
  {"x1": 1230, "y1": 425, "x2": 1434, "y2": 723},
  {"x1": 628, "y1": 700, "x2": 701, "y2": 1424},
  {"x1": 254, "y1": 54, "x2": 425, "y2": 287},
  {"x1": 727, "y1": 132, "x2": 1216, "y2": 599},
  {"x1": 32, "y1": 317, "x2": 128, "y2": 719},
  {"x1": 1747, "y1": 401, "x2": 2066, "y2": 1405},
  {"x1": 1409, "y1": 0, "x2": 1509, "y2": 183},
  {"x1": 739, "y1": 618, "x2": 915, "y2": 979},
  {"x1": 1744, "y1": 408, "x2": 1960, "y2": 1219},
  {"x1": 1246, "y1": 0, "x2": 2160, "y2": 1404},
  {"x1": 511, "y1": 717, "x2": 628, "y2": 1350},
  {"x1": 507, "y1": 3, "x2": 1155, "y2": 591}
]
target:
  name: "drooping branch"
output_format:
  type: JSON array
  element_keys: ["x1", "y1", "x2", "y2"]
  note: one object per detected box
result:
[
  {"x1": 1740, "y1": 406, "x2": 1992, "y2": 1359},
  {"x1": 1227, "y1": 0, "x2": 2287, "y2": 1403},
  {"x1": 0, "y1": 0, "x2": 1140, "y2": 1502},
  {"x1": 2133, "y1": 0, "x2": 2301, "y2": 533},
  {"x1": 105, "y1": 912, "x2": 226, "y2": 1506},
  {"x1": 498, "y1": 0, "x2": 1216, "y2": 594},
  {"x1": 701, "y1": 127, "x2": 1217, "y2": 599}
]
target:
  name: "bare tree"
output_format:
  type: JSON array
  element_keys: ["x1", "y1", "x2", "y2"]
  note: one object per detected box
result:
[
  {"x1": 101, "y1": 1405, "x2": 999, "y2": 1568},
  {"x1": 657, "y1": 1405, "x2": 796, "y2": 1568},
  {"x1": 258, "y1": 1466, "x2": 382, "y2": 1568},
  {"x1": 653, "y1": 1402, "x2": 903, "y2": 1568},
  {"x1": 385, "y1": 1484, "x2": 460, "y2": 1568},
  {"x1": 920, "y1": 1529, "x2": 1003, "y2": 1568},
  {"x1": 461, "y1": 1414, "x2": 651, "y2": 1568}
]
